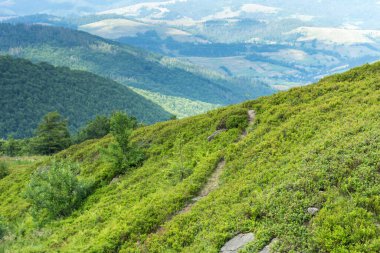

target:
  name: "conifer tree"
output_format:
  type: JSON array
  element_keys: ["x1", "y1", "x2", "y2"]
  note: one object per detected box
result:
[{"x1": 33, "y1": 112, "x2": 71, "y2": 155}]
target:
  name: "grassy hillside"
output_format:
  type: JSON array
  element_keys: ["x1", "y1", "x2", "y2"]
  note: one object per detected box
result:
[
  {"x1": 0, "y1": 56, "x2": 172, "y2": 138},
  {"x1": 129, "y1": 87, "x2": 220, "y2": 119},
  {"x1": 0, "y1": 23, "x2": 274, "y2": 116},
  {"x1": 1, "y1": 62, "x2": 380, "y2": 252}
]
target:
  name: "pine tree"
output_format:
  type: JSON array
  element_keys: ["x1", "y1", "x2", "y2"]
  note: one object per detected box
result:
[
  {"x1": 33, "y1": 112, "x2": 71, "y2": 155},
  {"x1": 74, "y1": 115, "x2": 110, "y2": 143}
]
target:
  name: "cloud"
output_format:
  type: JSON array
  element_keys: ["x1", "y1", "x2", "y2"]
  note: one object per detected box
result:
[
  {"x1": 200, "y1": 3, "x2": 279, "y2": 21},
  {"x1": 288, "y1": 26, "x2": 380, "y2": 45},
  {"x1": 202, "y1": 7, "x2": 240, "y2": 20},
  {"x1": 47, "y1": 0, "x2": 85, "y2": 3},
  {"x1": 241, "y1": 4, "x2": 279, "y2": 14},
  {"x1": 0, "y1": 0, "x2": 15, "y2": 7},
  {"x1": 46, "y1": 0, "x2": 92, "y2": 7},
  {"x1": 290, "y1": 14, "x2": 314, "y2": 22},
  {"x1": 99, "y1": 0, "x2": 187, "y2": 18}
]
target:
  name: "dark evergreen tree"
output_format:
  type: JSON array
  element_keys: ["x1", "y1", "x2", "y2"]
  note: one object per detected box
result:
[
  {"x1": 74, "y1": 116, "x2": 110, "y2": 143},
  {"x1": 33, "y1": 112, "x2": 71, "y2": 155}
]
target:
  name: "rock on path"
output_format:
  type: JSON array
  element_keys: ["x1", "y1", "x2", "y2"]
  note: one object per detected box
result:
[
  {"x1": 259, "y1": 238, "x2": 278, "y2": 253},
  {"x1": 248, "y1": 110, "x2": 256, "y2": 124},
  {"x1": 220, "y1": 233, "x2": 255, "y2": 253},
  {"x1": 208, "y1": 129, "x2": 227, "y2": 141},
  {"x1": 307, "y1": 207, "x2": 319, "y2": 215}
]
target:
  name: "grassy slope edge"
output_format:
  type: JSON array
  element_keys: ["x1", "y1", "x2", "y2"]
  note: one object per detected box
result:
[{"x1": 1, "y1": 62, "x2": 380, "y2": 252}]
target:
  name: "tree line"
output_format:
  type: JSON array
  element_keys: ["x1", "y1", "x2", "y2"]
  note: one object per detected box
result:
[{"x1": 0, "y1": 111, "x2": 137, "y2": 156}]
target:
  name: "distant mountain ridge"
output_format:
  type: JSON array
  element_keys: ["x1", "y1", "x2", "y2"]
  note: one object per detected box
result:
[{"x1": 0, "y1": 23, "x2": 273, "y2": 117}]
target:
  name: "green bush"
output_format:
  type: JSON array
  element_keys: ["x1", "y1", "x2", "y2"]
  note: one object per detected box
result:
[
  {"x1": 104, "y1": 112, "x2": 145, "y2": 178},
  {"x1": 0, "y1": 216, "x2": 6, "y2": 239},
  {"x1": 74, "y1": 115, "x2": 110, "y2": 144},
  {"x1": 0, "y1": 161, "x2": 9, "y2": 179},
  {"x1": 226, "y1": 115, "x2": 248, "y2": 130},
  {"x1": 312, "y1": 200, "x2": 378, "y2": 252},
  {"x1": 2, "y1": 136, "x2": 18, "y2": 157},
  {"x1": 0, "y1": 137, "x2": 34, "y2": 157},
  {"x1": 25, "y1": 161, "x2": 89, "y2": 221}
]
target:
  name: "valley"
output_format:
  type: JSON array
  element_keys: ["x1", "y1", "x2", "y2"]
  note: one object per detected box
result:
[{"x1": 0, "y1": 23, "x2": 273, "y2": 119}]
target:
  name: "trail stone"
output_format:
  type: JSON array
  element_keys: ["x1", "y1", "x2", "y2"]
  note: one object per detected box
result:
[
  {"x1": 110, "y1": 177, "x2": 120, "y2": 184},
  {"x1": 207, "y1": 129, "x2": 226, "y2": 141},
  {"x1": 259, "y1": 238, "x2": 278, "y2": 253},
  {"x1": 248, "y1": 110, "x2": 256, "y2": 124},
  {"x1": 307, "y1": 207, "x2": 319, "y2": 215},
  {"x1": 221, "y1": 233, "x2": 255, "y2": 253}
]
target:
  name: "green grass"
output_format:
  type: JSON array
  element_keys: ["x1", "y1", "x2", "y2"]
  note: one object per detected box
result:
[
  {"x1": 0, "y1": 156, "x2": 44, "y2": 222},
  {"x1": 1, "y1": 62, "x2": 380, "y2": 252},
  {"x1": 130, "y1": 87, "x2": 221, "y2": 118}
]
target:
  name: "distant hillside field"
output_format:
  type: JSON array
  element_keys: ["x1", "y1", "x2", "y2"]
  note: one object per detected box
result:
[
  {"x1": 1, "y1": 62, "x2": 379, "y2": 252},
  {"x1": 0, "y1": 23, "x2": 274, "y2": 117},
  {"x1": 0, "y1": 56, "x2": 172, "y2": 138}
]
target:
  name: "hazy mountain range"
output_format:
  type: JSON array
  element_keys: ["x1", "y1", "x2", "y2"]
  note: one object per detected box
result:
[{"x1": 2, "y1": 0, "x2": 380, "y2": 90}]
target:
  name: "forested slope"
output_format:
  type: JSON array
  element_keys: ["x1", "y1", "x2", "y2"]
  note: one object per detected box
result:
[
  {"x1": 0, "y1": 23, "x2": 274, "y2": 114},
  {"x1": 1, "y1": 62, "x2": 380, "y2": 252},
  {"x1": 0, "y1": 56, "x2": 172, "y2": 138}
]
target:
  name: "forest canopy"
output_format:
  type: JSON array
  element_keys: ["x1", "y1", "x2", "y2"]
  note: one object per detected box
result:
[{"x1": 0, "y1": 56, "x2": 172, "y2": 138}]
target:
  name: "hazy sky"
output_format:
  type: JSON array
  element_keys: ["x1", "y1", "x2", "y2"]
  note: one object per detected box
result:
[{"x1": 0, "y1": 0, "x2": 121, "y2": 15}]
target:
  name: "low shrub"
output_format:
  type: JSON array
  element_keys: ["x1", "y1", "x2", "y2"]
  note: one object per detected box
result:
[
  {"x1": 226, "y1": 115, "x2": 249, "y2": 130},
  {"x1": 0, "y1": 216, "x2": 7, "y2": 240},
  {"x1": 0, "y1": 161, "x2": 9, "y2": 179},
  {"x1": 25, "y1": 161, "x2": 89, "y2": 222}
]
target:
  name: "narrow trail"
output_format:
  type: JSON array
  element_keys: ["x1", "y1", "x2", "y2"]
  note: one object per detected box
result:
[
  {"x1": 178, "y1": 159, "x2": 226, "y2": 214},
  {"x1": 248, "y1": 110, "x2": 256, "y2": 124},
  {"x1": 220, "y1": 110, "x2": 271, "y2": 253},
  {"x1": 179, "y1": 110, "x2": 256, "y2": 215},
  {"x1": 151, "y1": 110, "x2": 256, "y2": 236},
  {"x1": 242, "y1": 110, "x2": 256, "y2": 137}
]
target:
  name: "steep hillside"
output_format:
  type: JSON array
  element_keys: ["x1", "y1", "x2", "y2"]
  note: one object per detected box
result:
[
  {"x1": 0, "y1": 23, "x2": 274, "y2": 116},
  {"x1": 1, "y1": 62, "x2": 380, "y2": 252},
  {"x1": 0, "y1": 56, "x2": 172, "y2": 138}
]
